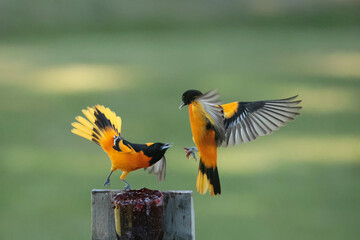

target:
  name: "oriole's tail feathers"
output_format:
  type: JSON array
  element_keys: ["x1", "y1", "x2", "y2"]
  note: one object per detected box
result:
[
  {"x1": 71, "y1": 105, "x2": 122, "y2": 149},
  {"x1": 196, "y1": 159, "x2": 221, "y2": 196}
]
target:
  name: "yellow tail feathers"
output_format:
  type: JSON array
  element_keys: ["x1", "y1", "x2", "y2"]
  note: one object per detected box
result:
[
  {"x1": 196, "y1": 159, "x2": 221, "y2": 196},
  {"x1": 71, "y1": 105, "x2": 122, "y2": 148},
  {"x1": 196, "y1": 170, "x2": 210, "y2": 194}
]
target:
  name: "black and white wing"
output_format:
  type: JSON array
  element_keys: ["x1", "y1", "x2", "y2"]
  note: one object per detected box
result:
[{"x1": 221, "y1": 95, "x2": 301, "y2": 147}]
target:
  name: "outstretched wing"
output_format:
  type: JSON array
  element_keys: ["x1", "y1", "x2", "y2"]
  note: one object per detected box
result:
[
  {"x1": 221, "y1": 95, "x2": 301, "y2": 147},
  {"x1": 196, "y1": 89, "x2": 226, "y2": 146}
]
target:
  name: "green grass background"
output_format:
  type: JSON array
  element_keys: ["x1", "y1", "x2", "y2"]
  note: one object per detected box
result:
[{"x1": 0, "y1": 2, "x2": 360, "y2": 239}]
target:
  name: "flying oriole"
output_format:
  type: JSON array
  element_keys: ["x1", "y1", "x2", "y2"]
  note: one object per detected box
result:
[
  {"x1": 71, "y1": 105, "x2": 171, "y2": 189},
  {"x1": 179, "y1": 89, "x2": 301, "y2": 196}
]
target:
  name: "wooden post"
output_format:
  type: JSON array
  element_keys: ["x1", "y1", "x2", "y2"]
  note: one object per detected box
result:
[{"x1": 92, "y1": 189, "x2": 195, "y2": 240}]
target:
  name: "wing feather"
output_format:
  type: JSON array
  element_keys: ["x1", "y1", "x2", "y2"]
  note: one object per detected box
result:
[
  {"x1": 146, "y1": 156, "x2": 166, "y2": 181},
  {"x1": 196, "y1": 89, "x2": 226, "y2": 146},
  {"x1": 221, "y1": 95, "x2": 301, "y2": 147}
]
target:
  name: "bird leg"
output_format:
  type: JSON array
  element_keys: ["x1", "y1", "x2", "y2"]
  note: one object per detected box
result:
[
  {"x1": 184, "y1": 147, "x2": 198, "y2": 161},
  {"x1": 120, "y1": 172, "x2": 131, "y2": 190},
  {"x1": 121, "y1": 179, "x2": 131, "y2": 190},
  {"x1": 104, "y1": 170, "x2": 113, "y2": 188}
]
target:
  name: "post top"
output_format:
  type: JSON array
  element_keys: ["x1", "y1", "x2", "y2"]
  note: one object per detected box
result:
[{"x1": 92, "y1": 189, "x2": 193, "y2": 194}]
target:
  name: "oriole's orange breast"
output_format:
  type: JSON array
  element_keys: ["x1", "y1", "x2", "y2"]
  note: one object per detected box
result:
[
  {"x1": 106, "y1": 148, "x2": 152, "y2": 172},
  {"x1": 189, "y1": 102, "x2": 217, "y2": 168}
]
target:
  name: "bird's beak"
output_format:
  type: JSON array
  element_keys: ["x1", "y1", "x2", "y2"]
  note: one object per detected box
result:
[
  {"x1": 179, "y1": 102, "x2": 185, "y2": 110},
  {"x1": 161, "y1": 143, "x2": 172, "y2": 150}
]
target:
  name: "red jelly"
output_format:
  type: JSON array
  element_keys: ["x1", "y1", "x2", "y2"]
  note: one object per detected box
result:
[{"x1": 113, "y1": 188, "x2": 164, "y2": 240}]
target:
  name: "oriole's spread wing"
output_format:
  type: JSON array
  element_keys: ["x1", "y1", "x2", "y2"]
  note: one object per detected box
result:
[
  {"x1": 221, "y1": 95, "x2": 301, "y2": 147},
  {"x1": 197, "y1": 89, "x2": 226, "y2": 146}
]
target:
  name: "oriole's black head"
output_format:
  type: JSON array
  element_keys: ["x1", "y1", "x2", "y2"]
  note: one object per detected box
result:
[
  {"x1": 147, "y1": 143, "x2": 171, "y2": 165},
  {"x1": 179, "y1": 89, "x2": 203, "y2": 109}
]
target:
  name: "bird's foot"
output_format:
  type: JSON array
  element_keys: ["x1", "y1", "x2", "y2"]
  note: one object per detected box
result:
[
  {"x1": 103, "y1": 171, "x2": 113, "y2": 189},
  {"x1": 184, "y1": 147, "x2": 198, "y2": 161},
  {"x1": 103, "y1": 178, "x2": 111, "y2": 189},
  {"x1": 122, "y1": 180, "x2": 132, "y2": 191}
]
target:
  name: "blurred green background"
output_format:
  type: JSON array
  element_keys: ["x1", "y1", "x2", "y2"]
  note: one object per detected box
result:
[{"x1": 1, "y1": 0, "x2": 359, "y2": 239}]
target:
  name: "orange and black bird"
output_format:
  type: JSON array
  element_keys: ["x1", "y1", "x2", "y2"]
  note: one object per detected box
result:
[
  {"x1": 71, "y1": 105, "x2": 171, "y2": 189},
  {"x1": 179, "y1": 89, "x2": 301, "y2": 196}
]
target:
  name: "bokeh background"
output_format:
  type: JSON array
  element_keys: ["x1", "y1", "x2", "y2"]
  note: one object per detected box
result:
[{"x1": 1, "y1": 1, "x2": 359, "y2": 239}]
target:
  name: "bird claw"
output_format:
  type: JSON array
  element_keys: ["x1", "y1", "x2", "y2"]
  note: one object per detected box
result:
[
  {"x1": 184, "y1": 147, "x2": 198, "y2": 161},
  {"x1": 103, "y1": 179, "x2": 110, "y2": 188},
  {"x1": 122, "y1": 180, "x2": 132, "y2": 191}
]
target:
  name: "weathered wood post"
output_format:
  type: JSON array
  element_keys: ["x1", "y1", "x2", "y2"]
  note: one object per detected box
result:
[{"x1": 92, "y1": 189, "x2": 195, "y2": 240}]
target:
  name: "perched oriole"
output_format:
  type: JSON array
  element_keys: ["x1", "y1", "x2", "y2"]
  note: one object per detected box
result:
[
  {"x1": 71, "y1": 105, "x2": 171, "y2": 189},
  {"x1": 180, "y1": 89, "x2": 301, "y2": 196}
]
